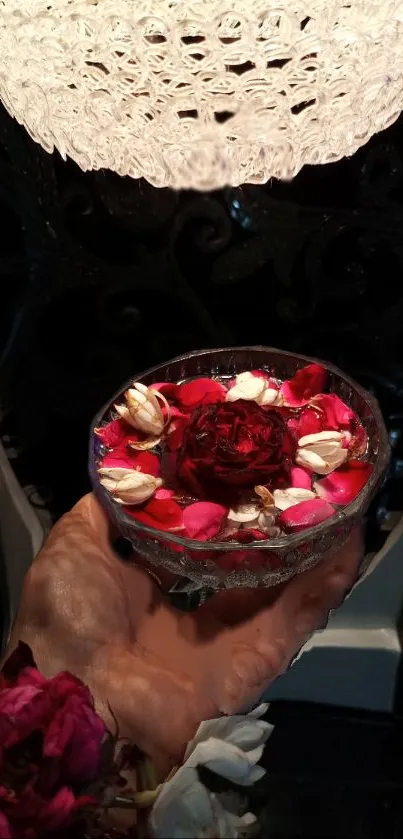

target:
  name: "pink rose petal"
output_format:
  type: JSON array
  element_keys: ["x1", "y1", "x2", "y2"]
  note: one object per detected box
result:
[
  {"x1": 101, "y1": 449, "x2": 160, "y2": 476},
  {"x1": 126, "y1": 498, "x2": 184, "y2": 531},
  {"x1": 177, "y1": 378, "x2": 227, "y2": 410},
  {"x1": 278, "y1": 498, "x2": 335, "y2": 533},
  {"x1": 280, "y1": 364, "x2": 327, "y2": 407},
  {"x1": 311, "y1": 393, "x2": 356, "y2": 429},
  {"x1": 95, "y1": 418, "x2": 137, "y2": 448},
  {"x1": 155, "y1": 488, "x2": 175, "y2": 500},
  {"x1": 0, "y1": 813, "x2": 11, "y2": 838},
  {"x1": 315, "y1": 461, "x2": 372, "y2": 505},
  {"x1": 183, "y1": 502, "x2": 228, "y2": 541},
  {"x1": 291, "y1": 466, "x2": 313, "y2": 490}
]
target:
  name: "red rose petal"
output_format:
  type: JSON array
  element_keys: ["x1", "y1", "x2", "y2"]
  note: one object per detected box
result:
[
  {"x1": 294, "y1": 406, "x2": 323, "y2": 438},
  {"x1": 216, "y1": 549, "x2": 266, "y2": 571},
  {"x1": 291, "y1": 466, "x2": 313, "y2": 490},
  {"x1": 177, "y1": 378, "x2": 227, "y2": 410},
  {"x1": 150, "y1": 382, "x2": 180, "y2": 400},
  {"x1": 235, "y1": 528, "x2": 268, "y2": 542},
  {"x1": 132, "y1": 451, "x2": 161, "y2": 476},
  {"x1": 126, "y1": 498, "x2": 184, "y2": 531},
  {"x1": 278, "y1": 498, "x2": 336, "y2": 533},
  {"x1": 95, "y1": 418, "x2": 137, "y2": 448},
  {"x1": 183, "y1": 502, "x2": 228, "y2": 541},
  {"x1": 101, "y1": 449, "x2": 160, "y2": 476},
  {"x1": 280, "y1": 364, "x2": 327, "y2": 407},
  {"x1": 166, "y1": 415, "x2": 189, "y2": 451},
  {"x1": 315, "y1": 461, "x2": 372, "y2": 505},
  {"x1": 101, "y1": 445, "x2": 141, "y2": 470}
]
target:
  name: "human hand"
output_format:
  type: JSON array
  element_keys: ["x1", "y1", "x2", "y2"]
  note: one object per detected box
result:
[{"x1": 6, "y1": 494, "x2": 363, "y2": 774}]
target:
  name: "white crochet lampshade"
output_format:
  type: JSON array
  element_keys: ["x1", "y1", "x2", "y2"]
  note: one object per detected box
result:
[{"x1": 0, "y1": 1, "x2": 403, "y2": 191}]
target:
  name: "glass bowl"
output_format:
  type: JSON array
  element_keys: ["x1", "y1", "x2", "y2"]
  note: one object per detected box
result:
[{"x1": 89, "y1": 347, "x2": 390, "y2": 590}]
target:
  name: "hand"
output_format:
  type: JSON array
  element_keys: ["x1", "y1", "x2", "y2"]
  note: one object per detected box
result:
[{"x1": 6, "y1": 494, "x2": 363, "y2": 774}]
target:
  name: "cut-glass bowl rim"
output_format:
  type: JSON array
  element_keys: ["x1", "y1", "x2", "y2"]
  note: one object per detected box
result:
[{"x1": 89, "y1": 345, "x2": 390, "y2": 552}]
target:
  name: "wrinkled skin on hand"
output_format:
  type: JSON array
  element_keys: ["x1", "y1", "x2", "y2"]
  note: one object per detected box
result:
[{"x1": 7, "y1": 495, "x2": 363, "y2": 775}]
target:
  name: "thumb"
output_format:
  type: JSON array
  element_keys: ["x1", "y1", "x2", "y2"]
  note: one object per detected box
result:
[
  {"x1": 47, "y1": 493, "x2": 117, "y2": 556},
  {"x1": 71, "y1": 493, "x2": 114, "y2": 544}
]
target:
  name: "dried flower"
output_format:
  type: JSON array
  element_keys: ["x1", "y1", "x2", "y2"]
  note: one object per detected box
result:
[
  {"x1": 0, "y1": 644, "x2": 105, "y2": 839},
  {"x1": 99, "y1": 466, "x2": 162, "y2": 505},
  {"x1": 124, "y1": 382, "x2": 165, "y2": 436},
  {"x1": 226, "y1": 371, "x2": 282, "y2": 406},
  {"x1": 296, "y1": 430, "x2": 348, "y2": 475},
  {"x1": 273, "y1": 487, "x2": 316, "y2": 511}
]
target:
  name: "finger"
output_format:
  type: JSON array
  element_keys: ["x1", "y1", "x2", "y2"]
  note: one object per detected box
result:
[
  {"x1": 200, "y1": 524, "x2": 364, "y2": 630},
  {"x1": 199, "y1": 586, "x2": 284, "y2": 630},
  {"x1": 205, "y1": 524, "x2": 364, "y2": 714}
]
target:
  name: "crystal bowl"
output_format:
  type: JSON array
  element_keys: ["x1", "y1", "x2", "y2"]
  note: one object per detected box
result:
[{"x1": 89, "y1": 347, "x2": 390, "y2": 590}]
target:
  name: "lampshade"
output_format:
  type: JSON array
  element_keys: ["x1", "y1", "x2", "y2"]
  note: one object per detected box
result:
[{"x1": 0, "y1": 1, "x2": 403, "y2": 191}]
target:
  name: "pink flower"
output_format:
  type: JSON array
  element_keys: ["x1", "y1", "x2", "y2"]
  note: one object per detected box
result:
[
  {"x1": 315, "y1": 461, "x2": 372, "y2": 505},
  {"x1": 278, "y1": 498, "x2": 335, "y2": 532},
  {"x1": 280, "y1": 364, "x2": 327, "y2": 407},
  {"x1": 0, "y1": 785, "x2": 94, "y2": 838},
  {"x1": 183, "y1": 502, "x2": 228, "y2": 540},
  {"x1": 101, "y1": 448, "x2": 160, "y2": 476},
  {"x1": 0, "y1": 645, "x2": 105, "y2": 838}
]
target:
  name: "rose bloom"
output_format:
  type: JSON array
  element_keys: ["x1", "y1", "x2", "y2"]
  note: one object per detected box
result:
[
  {"x1": 0, "y1": 659, "x2": 105, "y2": 838},
  {"x1": 177, "y1": 400, "x2": 295, "y2": 501}
]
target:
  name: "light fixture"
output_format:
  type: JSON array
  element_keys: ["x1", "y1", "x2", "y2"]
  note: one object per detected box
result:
[{"x1": 0, "y1": 1, "x2": 403, "y2": 190}]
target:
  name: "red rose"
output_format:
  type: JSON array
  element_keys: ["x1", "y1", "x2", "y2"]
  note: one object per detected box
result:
[
  {"x1": 0, "y1": 645, "x2": 105, "y2": 838},
  {"x1": 177, "y1": 400, "x2": 295, "y2": 501}
]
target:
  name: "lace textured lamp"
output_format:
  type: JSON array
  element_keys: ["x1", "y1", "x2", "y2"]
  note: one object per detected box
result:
[{"x1": 0, "y1": 1, "x2": 403, "y2": 190}]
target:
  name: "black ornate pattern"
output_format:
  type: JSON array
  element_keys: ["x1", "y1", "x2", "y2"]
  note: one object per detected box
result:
[{"x1": 0, "y1": 101, "x2": 402, "y2": 539}]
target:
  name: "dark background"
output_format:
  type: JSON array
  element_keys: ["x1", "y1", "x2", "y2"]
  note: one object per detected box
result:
[
  {"x1": 1, "y1": 102, "x2": 403, "y2": 526},
  {"x1": 1, "y1": 102, "x2": 403, "y2": 837}
]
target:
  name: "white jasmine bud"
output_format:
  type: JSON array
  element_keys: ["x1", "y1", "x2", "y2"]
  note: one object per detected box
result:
[
  {"x1": 296, "y1": 431, "x2": 348, "y2": 475},
  {"x1": 273, "y1": 487, "x2": 316, "y2": 511},
  {"x1": 99, "y1": 466, "x2": 162, "y2": 505},
  {"x1": 125, "y1": 383, "x2": 164, "y2": 436}
]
